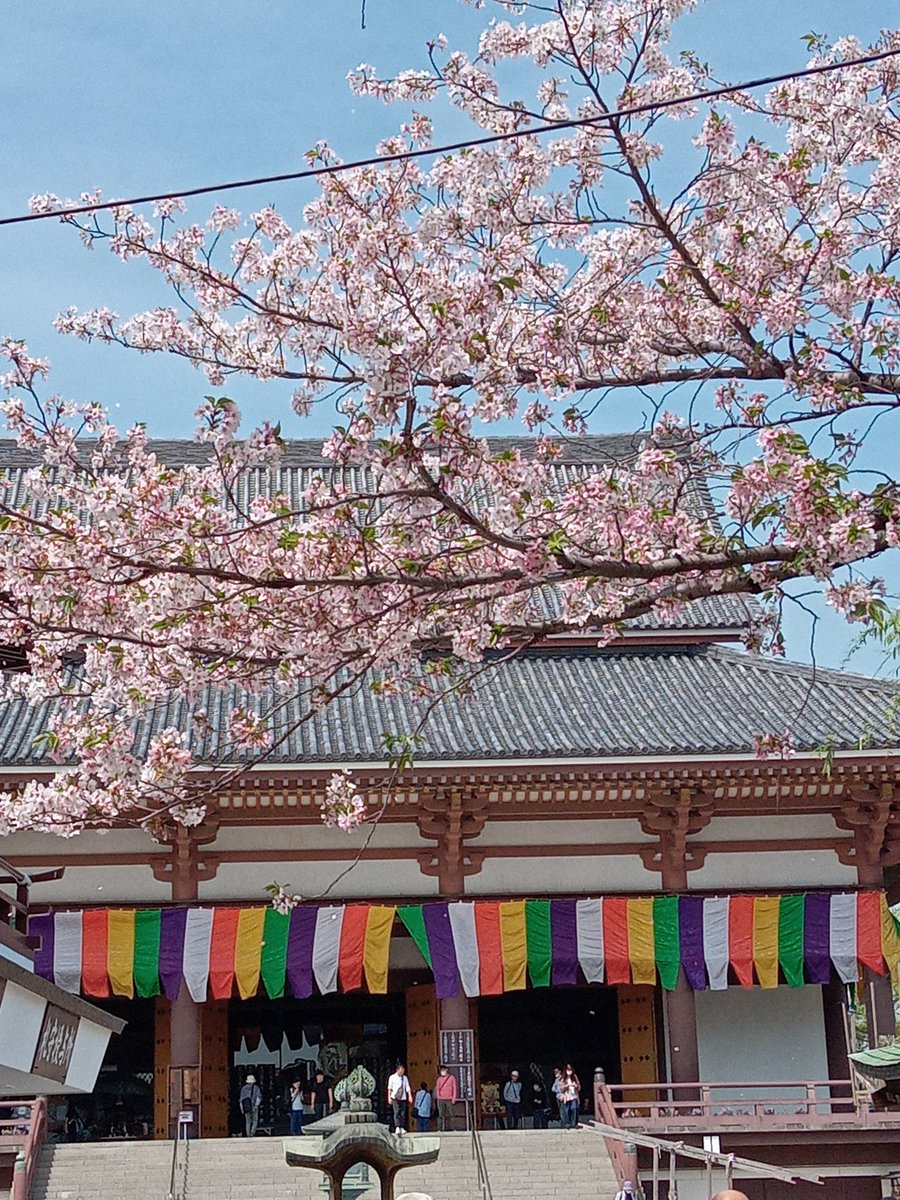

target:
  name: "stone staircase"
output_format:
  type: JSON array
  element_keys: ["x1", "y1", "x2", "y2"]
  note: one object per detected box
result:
[{"x1": 32, "y1": 1128, "x2": 618, "y2": 1200}]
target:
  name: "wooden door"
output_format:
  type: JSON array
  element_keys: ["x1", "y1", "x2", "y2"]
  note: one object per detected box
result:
[
  {"x1": 200, "y1": 1000, "x2": 230, "y2": 1138},
  {"x1": 405, "y1": 983, "x2": 439, "y2": 1119},
  {"x1": 617, "y1": 984, "x2": 658, "y2": 1102},
  {"x1": 153, "y1": 997, "x2": 171, "y2": 1139}
]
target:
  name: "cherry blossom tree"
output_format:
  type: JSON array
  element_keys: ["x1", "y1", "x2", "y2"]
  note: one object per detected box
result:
[{"x1": 2, "y1": 0, "x2": 900, "y2": 836}]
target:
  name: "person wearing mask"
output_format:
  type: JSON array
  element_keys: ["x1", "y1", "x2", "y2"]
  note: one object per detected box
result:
[
  {"x1": 387, "y1": 1063, "x2": 412, "y2": 1135},
  {"x1": 528, "y1": 1078, "x2": 549, "y2": 1129},
  {"x1": 289, "y1": 1079, "x2": 304, "y2": 1135},
  {"x1": 615, "y1": 1182, "x2": 640, "y2": 1200},
  {"x1": 239, "y1": 1074, "x2": 262, "y2": 1137},
  {"x1": 503, "y1": 1070, "x2": 523, "y2": 1129},
  {"x1": 309, "y1": 1070, "x2": 333, "y2": 1122},
  {"x1": 434, "y1": 1065, "x2": 458, "y2": 1131},
  {"x1": 559, "y1": 1064, "x2": 580, "y2": 1129},
  {"x1": 413, "y1": 1081, "x2": 433, "y2": 1132}
]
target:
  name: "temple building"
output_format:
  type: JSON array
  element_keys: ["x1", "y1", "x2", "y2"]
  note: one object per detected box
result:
[{"x1": 1, "y1": 438, "x2": 900, "y2": 1198}]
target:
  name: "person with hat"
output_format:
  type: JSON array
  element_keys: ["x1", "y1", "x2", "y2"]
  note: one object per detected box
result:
[
  {"x1": 239, "y1": 1074, "x2": 262, "y2": 1137},
  {"x1": 503, "y1": 1070, "x2": 523, "y2": 1129}
]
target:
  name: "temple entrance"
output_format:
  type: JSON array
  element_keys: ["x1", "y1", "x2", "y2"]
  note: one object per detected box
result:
[
  {"x1": 477, "y1": 985, "x2": 631, "y2": 1124},
  {"x1": 226, "y1": 992, "x2": 406, "y2": 1136}
]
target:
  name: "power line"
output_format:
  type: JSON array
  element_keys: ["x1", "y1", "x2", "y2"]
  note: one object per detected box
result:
[{"x1": 2, "y1": 46, "x2": 896, "y2": 230}]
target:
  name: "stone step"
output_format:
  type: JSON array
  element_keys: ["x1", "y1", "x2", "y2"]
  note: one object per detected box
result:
[{"x1": 32, "y1": 1131, "x2": 618, "y2": 1200}]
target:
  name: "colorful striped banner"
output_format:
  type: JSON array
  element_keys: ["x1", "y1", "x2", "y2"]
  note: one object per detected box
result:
[{"x1": 28, "y1": 892, "x2": 900, "y2": 1000}]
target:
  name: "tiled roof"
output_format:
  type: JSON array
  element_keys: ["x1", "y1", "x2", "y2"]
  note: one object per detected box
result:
[
  {"x1": 0, "y1": 645, "x2": 896, "y2": 768},
  {"x1": 0, "y1": 435, "x2": 753, "y2": 634}
]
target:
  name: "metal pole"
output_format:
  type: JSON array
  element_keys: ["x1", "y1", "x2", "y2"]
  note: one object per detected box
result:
[
  {"x1": 652, "y1": 1145, "x2": 660, "y2": 1200},
  {"x1": 726, "y1": 1154, "x2": 735, "y2": 1189},
  {"x1": 706, "y1": 1156, "x2": 714, "y2": 1200},
  {"x1": 669, "y1": 1151, "x2": 678, "y2": 1200}
]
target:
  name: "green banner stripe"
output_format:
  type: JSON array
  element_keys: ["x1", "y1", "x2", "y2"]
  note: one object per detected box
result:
[
  {"x1": 653, "y1": 895, "x2": 680, "y2": 991},
  {"x1": 133, "y1": 909, "x2": 161, "y2": 998},
  {"x1": 397, "y1": 906, "x2": 432, "y2": 968},
  {"x1": 525, "y1": 899, "x2": 551, "y2": 988},
  {"x1": 778, "y1": 893, "x2": 806, "y2": 987},
  {"x1": 260, "y1": 908, "x2": 290, "y2": 999}
]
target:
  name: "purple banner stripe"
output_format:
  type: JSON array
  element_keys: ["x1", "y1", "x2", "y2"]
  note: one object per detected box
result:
[
  {"x1": 30, "y1": 913, "x2": 55, "y2": 982},
  {"x1": 287, "y1": 906, "x2": 317, "y2": 998},
  {"x1": 804, "y1": 893, "x2": 831, "y2": 985},
  {"x1": 423, "y1": 903, "x2": 459, "y2": 999},
  {"x1": 159, "y1": 907, "x2": 187, "y2": 1002},
  {"x1": 679, "y1": 896, "x2": 706, "y2": 990},
  {"x1": 551, "y1": 899, "x2": 578, "y2": 986}
]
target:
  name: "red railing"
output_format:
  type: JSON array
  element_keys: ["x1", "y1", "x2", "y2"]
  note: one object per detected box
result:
[
  {"x1": 593, "y1": 1079, "x2": 898, "y2": 1131},
  {"x1": 0, "y1": 1098, "x2": 48, "y2": 1200},
  {"x1": 593, "y1": 1081, "x2": 638, "y2": 1188}
]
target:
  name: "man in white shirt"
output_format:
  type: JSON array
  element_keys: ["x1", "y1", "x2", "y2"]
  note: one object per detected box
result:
[{"x1": 386, "y1": 1063, "x2": 412, "y2": 1134}]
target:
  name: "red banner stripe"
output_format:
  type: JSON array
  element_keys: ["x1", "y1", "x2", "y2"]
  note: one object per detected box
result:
[
  {"x1": 338, "y1": 905, "x2": 369, "y2": 992},
  {"x1": 729, "y1": 895, "x2": 754, "y2": 987},
  {"x1": 209, "y1": 908, "x2": 239, "y2": 1000},
  {"x1": 82, "y1": 909, "x2": 110, "y2": 998},
  {"x1": 857, "y1": 891, "x2": 885, "y2": 974},
  {"x1": 603, "y1": 897, "x2": 630, "y2": 985},
  {"x1": 474, "y1": 902, "x2": 504, "y2": 995}
]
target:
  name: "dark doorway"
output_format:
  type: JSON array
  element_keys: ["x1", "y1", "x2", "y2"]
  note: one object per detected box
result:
[
  {"x1": 478, "y1": 985, "x2": 620, "y2": 1119},
  {"x1": 48, "y1": 997, "x2": 154, "y2": 1141},
  {"x1": 228, "y1": 992, "x2": 406, "y2": 1135}
]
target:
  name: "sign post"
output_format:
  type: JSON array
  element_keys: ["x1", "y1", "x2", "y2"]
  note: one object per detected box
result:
[{"x1": 440, "y1": 1028, "x2": 475, "y2": 1131}]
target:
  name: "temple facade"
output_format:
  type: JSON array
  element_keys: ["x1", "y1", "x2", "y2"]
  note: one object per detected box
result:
[{"x1": 1, "y1": 439, "x2": 899, "y2": 1198}]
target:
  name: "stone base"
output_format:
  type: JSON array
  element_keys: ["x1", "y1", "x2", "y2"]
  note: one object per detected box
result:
[{"x1": 303, "y1": 1110, "x2": 379, "y2": 1135}]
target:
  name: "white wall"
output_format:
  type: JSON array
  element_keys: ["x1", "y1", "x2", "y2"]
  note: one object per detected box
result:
[
  {"x1": 695, "y1": 986, "x2": 829, "y2": 1099},
  {"x1": 65, "y1": 1019, "x2": 113, "y2": 1092},
  {"x1": 468, "y1": 854, "x2": 656, "y2": 894},
  {"x1": 0, "y1": 982, "x2": 46, "y2": 1071},
  {"x1": 688, "y1": 850, "x2": 856, "y2": 890}
]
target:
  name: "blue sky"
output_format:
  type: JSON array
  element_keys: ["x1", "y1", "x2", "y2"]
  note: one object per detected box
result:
[{"x1": 0, "y1": 0, "x2": 895, "y2": 673}]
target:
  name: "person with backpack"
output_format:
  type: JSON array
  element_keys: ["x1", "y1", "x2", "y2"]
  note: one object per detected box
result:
[
  {"x1": 240, "y1": 1074, "x2": 262, "y2": 1137},
  {"x1": 503, "y1": 1070, "x2": 523, "y2": 1129},
  {"x1": 413, "y1": 1081, "x2": 433, "y2": 1132}
]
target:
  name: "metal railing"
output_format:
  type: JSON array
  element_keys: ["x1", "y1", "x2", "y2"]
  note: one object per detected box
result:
[
  {"x1": 1, "y1": 1097, "x2": 47, "y2": 1200},
  {"x1": 470, "y1": 1123, "x2": 493, "y2": 1200},
  {"x1": 589, "y1": 1121, "x2": 824, "y2": 1199},
  {"x1": 595, "y1": 1078, "x2": 898, "y2": 1131},
  {"x1": 166, "y1": 1130, "x2": 189, "y2": 1200}
]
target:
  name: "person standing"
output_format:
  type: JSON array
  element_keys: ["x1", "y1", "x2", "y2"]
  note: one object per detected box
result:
[
  {"x1": 387, "y1": 1063, "x2": 412, "y2": 1135},
  {"x1": 528, "y1": 1078, "x2": 549, "y2": 1129},
  {"x1": 551, "y1": 1067, "x2": 563, "y2": 1123},
  {"x1": 240, "y1": 1074, "x2": 262, "y2": 1137},
  {"x1": 413, "y1": 1081, "x2": 433, "y2": 1132},
  {"x1": 309, "y1": 1070, "x2": 333, "y2": 1122},
  {"x1": 559, "y1": 1064, "x2": 580, "y2": 1129},
  {"x1": 434, "y1": 1065, "x2": 458, "y2": 1131},
  {"x1": 503, "y1": 1070, "x2": 523, "y2": 1129},
  {"x1": 289, "y1": 1079, "x2": 304, "y2": 1135}
]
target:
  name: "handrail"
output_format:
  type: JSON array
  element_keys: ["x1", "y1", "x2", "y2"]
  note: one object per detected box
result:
[
  {"x1": 595, "y1": 1078, "x2": 870, "y2": 1130},
  {"x1": 593, "y1": 1080, "x2": 636, "y2": 1189},
  {"x1": 470, "y1": 1123, "x2": 493, "y2": 1200},
  {"x1": 589, "y1": 1120, "x2": 824, "y2": 1188},
  {"x1": 7, "y1": 1097, "x2": 47, "y2": 1200},
  {"x1": 166, "y1": 1131, "x2": 187, "y2": 1200}
]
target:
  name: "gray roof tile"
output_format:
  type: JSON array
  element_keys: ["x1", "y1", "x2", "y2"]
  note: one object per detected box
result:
[{"x1": 0, "y1": 645, "x2": 896, "y2": 768}]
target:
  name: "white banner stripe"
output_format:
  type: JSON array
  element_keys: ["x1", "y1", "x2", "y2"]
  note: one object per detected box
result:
[
  {"x1": 448, "y1": 902, "x2": 480, "y2": 997},
  {"x1": 703, "y1": 896, "x2": 729, "y2": 991},
  {"x1": 54, "y1": 911, "x2": 83, "y2": 994},
  {"x1": 830, "y1": 893, "x2": 858, "y2": 983},
  {"x1": 312, "y1": 907, "x2": 344, "y2": 995},
  {"x1": 182, "y1": 908, "x2": 214, "y2": 1003},
  {"x1": 576, "y1": 898, "x2": 604, "y2": 983}
]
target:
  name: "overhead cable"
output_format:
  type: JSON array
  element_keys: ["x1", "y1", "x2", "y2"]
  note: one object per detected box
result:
[{"x1": 0, "y1": 46, "x2": 896, "y2": 229}]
